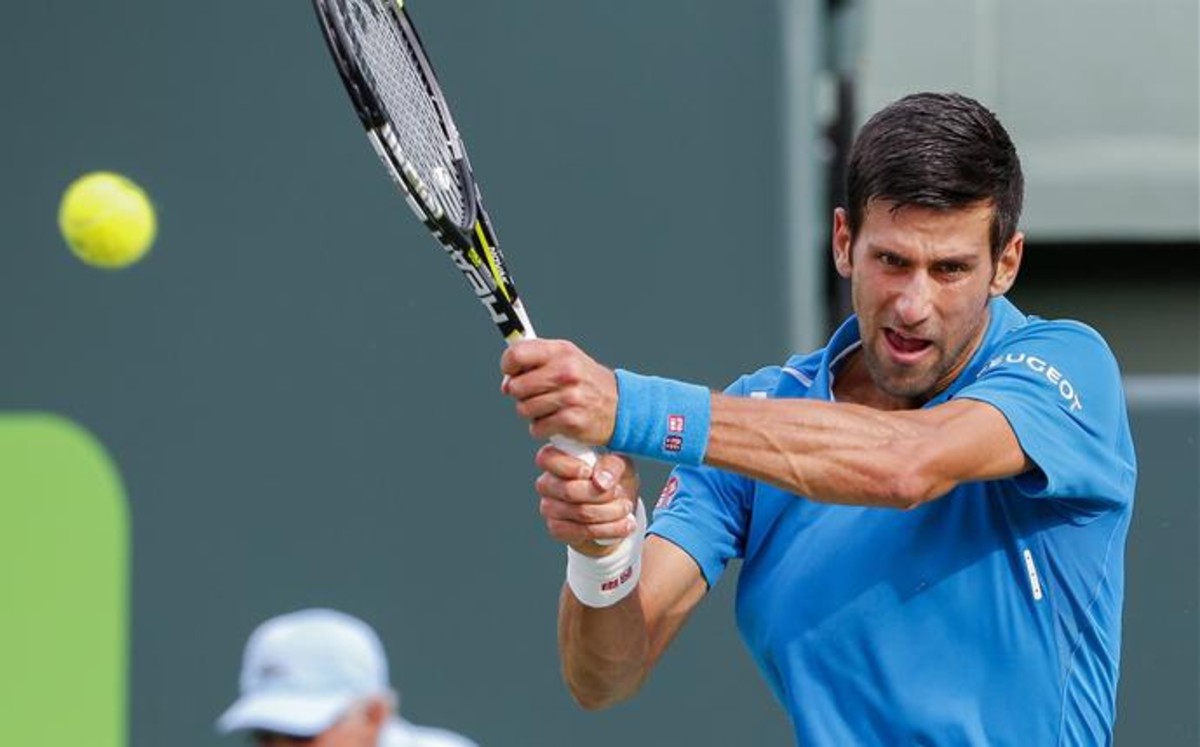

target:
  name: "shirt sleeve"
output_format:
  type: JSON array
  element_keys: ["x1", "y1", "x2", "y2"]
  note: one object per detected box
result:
[
  {"x1": 646, "y1": 374, "x2": 756, "y2": 588},
  {"x1": 954, "y1": 320, "x2": 1137, "y2": 513}
]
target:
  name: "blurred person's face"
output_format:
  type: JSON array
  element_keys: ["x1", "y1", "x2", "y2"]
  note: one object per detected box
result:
[
  {"x1": 250, "y1": 698, "x2": 388, "y2": 747},
  {"x1": 833, "y1": 200, "x2": 1022, "y2": 407}
]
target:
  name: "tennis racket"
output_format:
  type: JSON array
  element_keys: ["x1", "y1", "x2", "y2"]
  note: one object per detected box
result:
[{"x1": 311, "y1": 0, "x2": 599, "y2": 472}]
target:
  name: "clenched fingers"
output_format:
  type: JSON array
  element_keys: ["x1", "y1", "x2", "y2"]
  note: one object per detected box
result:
[
  {"x1": 536, "y1": 446, "x2": 632, "y2": 492},
  {"x1": 534, "y1": 448, "x2": 639, "y2": 547},
  {"x1": 541, "y1": 511, "x2": 638, "y2": 546},
  {"x1": 539, "y1": 494, "x2": 634, "y2": 526}
]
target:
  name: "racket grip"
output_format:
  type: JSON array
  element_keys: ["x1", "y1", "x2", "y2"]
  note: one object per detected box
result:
[
  {"x1": 510, "y1": 322, "x2": 624, "y2": 546},
  {"x1": 548, "y1": 434, "x2": 596, "y2": 467}
]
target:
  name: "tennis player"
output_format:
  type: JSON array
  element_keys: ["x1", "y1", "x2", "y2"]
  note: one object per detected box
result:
[
  {"x1": 501, "y1": 92, "x2": 1136, "y2": 745},
  {"x1": 217, "y1": 609, "x2": 479, "y2": 747}
]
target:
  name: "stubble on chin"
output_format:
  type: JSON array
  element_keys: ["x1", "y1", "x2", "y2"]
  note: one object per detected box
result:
[{"x1": 862, "y1": 341, "x2": 946, "y2": 403}]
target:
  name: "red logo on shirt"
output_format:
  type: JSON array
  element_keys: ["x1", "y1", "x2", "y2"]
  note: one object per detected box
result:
[
  {"x1": 656, "y1": 476, "x2": 680, "y2": 509},
  {"x1": 668, "y1": 414, "x2": 685, "y2": 433}
]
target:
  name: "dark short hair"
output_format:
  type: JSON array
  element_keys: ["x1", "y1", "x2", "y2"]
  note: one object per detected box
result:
[{"x1": 844, "y1": 92, "x2": 1024, "y2": 261}]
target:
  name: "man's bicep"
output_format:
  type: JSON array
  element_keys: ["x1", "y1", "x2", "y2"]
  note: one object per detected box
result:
[
  {"x1": 951, "y1": 322, "x2": 1135, "y2": 507},
  {"x1": 922, "y1": 399, "x2": 1031, "y2": 484}
]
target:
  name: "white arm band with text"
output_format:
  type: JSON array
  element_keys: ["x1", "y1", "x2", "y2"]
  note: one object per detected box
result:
[{"x1": 566, "y1": 499, "x2": 647, "y2": 608}]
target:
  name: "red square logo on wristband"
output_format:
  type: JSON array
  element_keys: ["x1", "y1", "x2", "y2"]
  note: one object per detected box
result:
[{"x1": 668, "y1": 415, "x2": 685, "y2": 433}]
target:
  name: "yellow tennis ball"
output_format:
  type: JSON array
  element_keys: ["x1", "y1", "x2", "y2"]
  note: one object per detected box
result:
[{"x1": 58, "y1": 172, "x2": 157, "y2": 269}]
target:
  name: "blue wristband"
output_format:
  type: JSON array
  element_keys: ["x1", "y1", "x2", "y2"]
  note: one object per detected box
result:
[{"x1": 609, "y1": 369, "x2": 711, "y2": 466}]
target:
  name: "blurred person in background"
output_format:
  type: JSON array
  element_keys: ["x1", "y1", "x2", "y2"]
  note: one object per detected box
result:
[
  {"x1": 502, "y1": 92, "x2": 1136, "y2": 745},
  {"x1": 217, "y1": 608, "x2": 479, "y2": 747}
]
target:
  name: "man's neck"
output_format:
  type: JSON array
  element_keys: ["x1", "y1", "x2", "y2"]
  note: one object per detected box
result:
[{"x1": 832, "y1": 349, "x2": 922, "y2": 411}]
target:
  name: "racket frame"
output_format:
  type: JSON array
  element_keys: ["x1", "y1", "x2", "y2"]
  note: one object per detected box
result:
[
  {"x1": 313, "y1": 0, "x2": 602, "y2": 479},
  {"x1": 313, "y1": 0, "x2": 534, "y2": 341}
]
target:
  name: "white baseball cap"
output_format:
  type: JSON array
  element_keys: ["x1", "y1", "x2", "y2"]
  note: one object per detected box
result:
[{"x1": 217, "y1": 608, "x2": 392, "y2": 736}]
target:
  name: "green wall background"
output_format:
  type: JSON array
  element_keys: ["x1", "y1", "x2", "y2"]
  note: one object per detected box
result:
[{"x1": 0, "y1": 415, "x2": 128, "y2": 747}]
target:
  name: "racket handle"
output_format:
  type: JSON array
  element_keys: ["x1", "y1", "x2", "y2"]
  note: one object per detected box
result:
[
  {"x1": 512, "y1": 319, "x2": 621, "y2": 546},
  {"x1": 548, "y1": 434, "x2": 597, "y2": 466},
  {"x1": 511, "y1": 319, "x2": 602, "y2": 466}
]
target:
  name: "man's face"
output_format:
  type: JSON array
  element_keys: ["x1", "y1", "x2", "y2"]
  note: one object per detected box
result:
[
  {"x1": 251, "y1": 701, "x2": 385, "y2": 747},
  {"x1": 833, "y1": 200, "x2": 1022, "y2": 404}
]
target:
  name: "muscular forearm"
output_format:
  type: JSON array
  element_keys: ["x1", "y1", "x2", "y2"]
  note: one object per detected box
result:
[
  {"x1": 557, "y1": 537, "x2": 706, "y2": 709},
  {"x1": 705, "y1": 394, "x2": 950, "y2": 508},
  {"x1": 557, "y1": 585, "x2": 650, "y2": 709}
]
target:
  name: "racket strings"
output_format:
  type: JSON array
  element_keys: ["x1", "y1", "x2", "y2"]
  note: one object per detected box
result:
[{"x1": 339, "y1": 0, "x2": 468, "y2": 226}]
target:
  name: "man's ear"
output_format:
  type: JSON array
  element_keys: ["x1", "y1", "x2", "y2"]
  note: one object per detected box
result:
[
  {"x1": 833, "y1": 207, "x2": 854, "y2": 279},
  {"x1": 990, "y1": 231, "x2": 1024, "y2": 297},
  {"x1": 363, "y1": 695, "x2": 391, "y2": 730}
]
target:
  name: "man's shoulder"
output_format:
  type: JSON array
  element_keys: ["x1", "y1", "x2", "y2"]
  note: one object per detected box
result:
[
  {"x1": 989, "y1": 298, "x2": 1115, "y2": 353},
  {"x1": 383, "y1": 718, "x2": 479, "y2": 747},
  {"x1": 724, "y1": 312, "x2": 858, "y2": 398},
  {"x1": 780, "y1": 349, "x2": 826, "y2": 389},
  {"x1": 727, "y1": 350, "x2": 824, "y2": 398},
  {"x1": 984, "y1": 313, "x2": 1118, "y2": 365}
]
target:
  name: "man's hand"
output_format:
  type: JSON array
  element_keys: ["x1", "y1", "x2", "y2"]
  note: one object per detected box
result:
[
  {"x1": 501, "y1": 339, "x2": 619, "y2": 447},
  {"x1": 534, "y1": 446, "x2": 640, "y2": 554}
]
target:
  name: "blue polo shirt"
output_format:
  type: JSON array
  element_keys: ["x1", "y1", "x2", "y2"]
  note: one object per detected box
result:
[{"x1": 648, "y1": 297, "x2": 1136, "y2": 746}]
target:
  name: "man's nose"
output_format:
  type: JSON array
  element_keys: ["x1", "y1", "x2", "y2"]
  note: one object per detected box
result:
[{"x1": 894, "y1": 274, "x2": 932, "y2": 326}]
